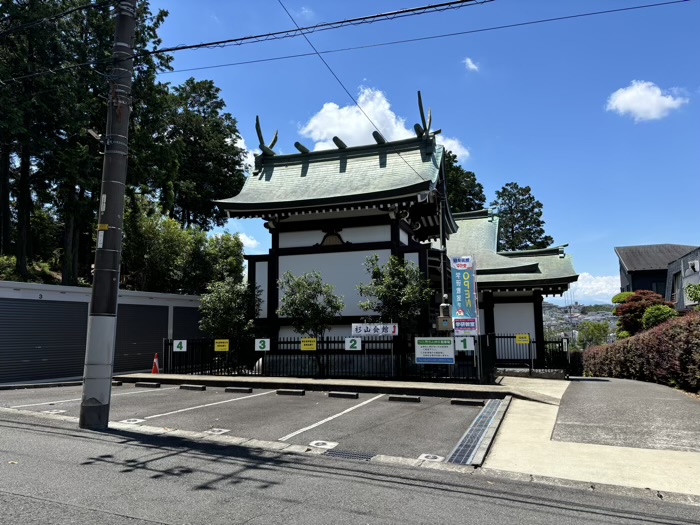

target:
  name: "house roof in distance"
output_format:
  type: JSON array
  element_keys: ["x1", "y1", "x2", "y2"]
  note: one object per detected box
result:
[
  {"x1": 216, "y1": 136, "x2": 444, "y2": 217},
  {"x1": 445, "y1": 209, "x2": 578, "y2": 294},
  {"x1": 614, "y1": 244, "x2": 698, "y2": 272}
]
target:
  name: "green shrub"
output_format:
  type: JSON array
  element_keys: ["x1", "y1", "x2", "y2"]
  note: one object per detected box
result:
[
  {"x1": 614, "y1": 290, "x2": 674, "y2": 335},
  {"x1": 616, "y1": 330, "x2": 631, "y2": 339},
  {"x1": 583, "y1": 312, "x2": 700, "y2": 392},
  {"x1": 612, "y1": 292, "x2": 634, "y2": 304},
  {"x1": 642, "y1": 305, "x2": 678, "y2": 330},
  {"x1": 0, "y1": 255, "x2": 16, "y2": 279}
]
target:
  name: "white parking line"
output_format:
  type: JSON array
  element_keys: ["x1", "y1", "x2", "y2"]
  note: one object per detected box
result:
[
  {"x1": 10, "y1": 387, "x2": 179, "y2": 408},
  {"x1": 279, "y1": 394, "x2": 384, "y2": 442},
  {"x1": 143, "y1": 390, "x2": 274, "y2": 420}
]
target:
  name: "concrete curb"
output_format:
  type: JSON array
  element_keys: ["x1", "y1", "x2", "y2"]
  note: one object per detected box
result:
[
  {"x1": 0, "y1": 381, "x2": 83, "y2": 391},
  {"x1": 471, "y1": 396, "x2": 512, "y2": 466},
  {"x1": 113, "y1": 373, "x2": 560, "y2": 405}
]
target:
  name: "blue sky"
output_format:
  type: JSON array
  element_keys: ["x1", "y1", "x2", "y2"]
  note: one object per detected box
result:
[{"x1": 149, "y1": 0, "x2": 699, "y2": 304}]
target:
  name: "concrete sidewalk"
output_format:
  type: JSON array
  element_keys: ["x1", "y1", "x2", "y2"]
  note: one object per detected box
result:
[{"x1": 483, "y1": 376, "x2": 700, "y2": 499}]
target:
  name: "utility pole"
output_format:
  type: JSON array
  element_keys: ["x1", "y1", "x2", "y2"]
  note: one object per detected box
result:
[{"x1": 80, "y1": 0, "x2": 137, "y2": 430}]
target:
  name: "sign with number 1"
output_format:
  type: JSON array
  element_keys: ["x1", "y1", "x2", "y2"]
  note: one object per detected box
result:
[
  {"x1": 255, "y1": 339, "x2": 270, "y2": 352},
  {"x1": 173, "y1": 340, "x2": 187, "y2": 352}
]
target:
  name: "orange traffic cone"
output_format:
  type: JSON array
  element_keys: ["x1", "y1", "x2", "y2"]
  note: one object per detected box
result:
[{"x1": 151, "y1": 353, "x2": 160, "y2": 374}]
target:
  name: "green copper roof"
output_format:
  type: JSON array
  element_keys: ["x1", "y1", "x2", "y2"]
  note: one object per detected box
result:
[
  {"x1": 445, "y1": 209, "x2": 578, "y2": 289},
  {"x1": 217, "y1": 137, "x2": 444, "y2": 215}
]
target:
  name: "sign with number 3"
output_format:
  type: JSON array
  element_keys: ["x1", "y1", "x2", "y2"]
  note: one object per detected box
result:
[{"x1": 255, "y1": 339, "x2": 270, "y2": 352}]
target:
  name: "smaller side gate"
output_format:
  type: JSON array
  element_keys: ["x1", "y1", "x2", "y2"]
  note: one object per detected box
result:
[{"x1": 492, "y1": 334, "x2": 569, "y2": 374}]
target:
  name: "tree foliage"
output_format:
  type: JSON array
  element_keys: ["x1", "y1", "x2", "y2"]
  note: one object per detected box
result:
[
  {"x1": 277, "y1": 271, "x2": 344, "y2": 339},
  {"x1": 357, "y1": 255, "x2": 433, "y2": 334},
  {"x1": 0, "y1": 2, "x2": 246, "y2": 290},
  {"x1": 443, "y1": 150, "x2": 485, "y2": 214},
  {"x1": 490, "y1": 182, "x2": 553, "y2": 251},
  {"x1": 686, "y1": 284, "x2": 700, "y2": 311},
  {"x1": 121, "y1": 198, "x2": 245, "y2": 294},
  {"x1": 577, "y1": 321, "x2": 609, "y2": 349},
  {"x1": 199, "y1": 279, "x2": 261, "y2": 341},
  {"x1": 614, "y1": 290, "x2": 675, "y2": 336}
]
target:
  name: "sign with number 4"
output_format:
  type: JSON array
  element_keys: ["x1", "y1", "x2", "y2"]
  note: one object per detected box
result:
[
  {"x1": 345, "y1": 337, "x2": 361, "y2": 351},
  {"x1": 255, "y1": 339, "x2": 270, "y2": 352},
  {"x1": 173, "y1": 340, "x2": 187, "y2": 352}
]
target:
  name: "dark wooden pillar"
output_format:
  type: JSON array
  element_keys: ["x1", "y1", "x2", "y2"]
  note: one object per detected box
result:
[
  {"x1": 481, "y1": 290, "x2": 495, "y2": 334},
  {"x1": 533, "y1": 291, "x2": 544, "y2": 364}
]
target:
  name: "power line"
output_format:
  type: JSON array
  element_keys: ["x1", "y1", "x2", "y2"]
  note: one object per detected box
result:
[
  {"x1": 0, "y1": 0, "x2": 114, "y2": 39},
  {"x1": 0, "y1": 0, "x2": 691, "y2": 85},
  {"x1": 157, "y1": 0, "x2": 691, "y2": 77},
  {"x1": 137, "y1": 0, "x2": 491, "y2": 57},
  {"x1": 0, "y1": 0, "x2": 491, "y2": 85}
]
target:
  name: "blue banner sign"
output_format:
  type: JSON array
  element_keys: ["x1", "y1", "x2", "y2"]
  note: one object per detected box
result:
[{"x1": 451, "y1": 256, "x2": 478, "y2": 336}]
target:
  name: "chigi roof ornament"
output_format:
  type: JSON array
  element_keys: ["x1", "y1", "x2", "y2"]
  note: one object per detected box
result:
[{"x1": 414, "y1": 90, "x2": 441, "y2": 140}]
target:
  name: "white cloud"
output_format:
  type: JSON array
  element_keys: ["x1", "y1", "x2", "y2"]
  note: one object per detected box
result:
[
  {"x1": 299, "y1": 87, "x2": 469, "y2": 161},
  {"x1": 238, "y1": 233, "x2": 260, "y2": 250},
  {"x1": 294, "y1": 6, "x2": 314, "y2": 20},
  {"x1": 235, "y1": 136, "x2": 258, "y2": 174},
  {"x1": 463, "y1": 57, "x2": 479, "y2": 72},
  {"x1": 606, "y1": 80, "x2": 688, "y2": 122},
  {"x1": 437, "y1": 137, "x2": 470, "y2": 162},
  {"x1": 568, "y1": 273, "x2": 620, "y2": 304}
]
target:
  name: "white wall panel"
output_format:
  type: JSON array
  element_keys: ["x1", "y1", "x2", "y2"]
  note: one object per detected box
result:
[
  {"x1": 405, "y1": 252, "x2": 419, "y2": 267},
  {"x1": 400, "y1": 229, "x2": 409, "y2": 245},
  {"x1": 279, "y1": 230, "x2": 324, "y2": 248},
  {"x1": 494, "y1": 302, "x2": 535, "y2": 335},
  {"x1": 279, "y1": 324, "x2": 353, "y2": 337},
  {"x1": 341, "y1": 225, "x2": 390, "y2": 243},
  {"x1": 279, "y1": 250, "x2": 391, "y2": 316},
  {"x1": 255, "y1": 261, "x2": 268, "y2": 318}
]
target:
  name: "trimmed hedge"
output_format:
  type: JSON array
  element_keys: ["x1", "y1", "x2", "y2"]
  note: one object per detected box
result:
[{"x1": 583, "y1": 312, "x2": 700, "y2": 392}]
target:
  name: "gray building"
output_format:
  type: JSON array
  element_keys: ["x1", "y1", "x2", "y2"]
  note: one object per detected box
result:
[
  {"x1": 666, "y1": 247, "x2": 700, "y2": 311},
  {"x1": 614, "y1": 244, "x2": 697, "y2": 297}
]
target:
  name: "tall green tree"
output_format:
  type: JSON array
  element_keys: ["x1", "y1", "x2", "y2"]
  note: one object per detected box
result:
[
  {"x1": 357, "y1": 255, "x2": 433, "y2": 335},
  {"x1": 164, "y1": 78, "x2": 245, "y2": 229},
  {"x1": 443, "y1": 150, "x2": 485, "y2": 214},
  {"x1": 490, "y1": 182, "x2": 554, "y2": 251}
]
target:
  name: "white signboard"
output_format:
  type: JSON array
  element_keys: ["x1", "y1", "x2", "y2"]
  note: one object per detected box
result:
[
  {"x1": 173, "y1": 340, "x2": 187, "y2": 352},
  {"x1": 345, "y1": 337, "x2": 362, "y2": 351},
  {"x1": 255, "y1": 339, "x2": 270, "y2": 352},
  {"x1": 351, "y1": 323, "x2": 398, "y2": 336},
  {"x1": 454, "y1": 336, "x2": 475, "y2": 352},
  {"x1": 414, "y1": 337, "x2": 455, "y2": 365}
]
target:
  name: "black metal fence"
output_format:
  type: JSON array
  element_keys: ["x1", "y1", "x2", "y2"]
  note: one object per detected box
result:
[
  {"x1": 164, "y1": 336, "x2": 488, "y2": 383},
  {"x1": 493, "y1": 334, "x2": 569, "y2": 373}
]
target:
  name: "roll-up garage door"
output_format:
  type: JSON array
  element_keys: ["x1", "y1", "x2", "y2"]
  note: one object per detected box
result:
[
  {"x1": 0, "y1": 299, "x2": 88, "y2": 383},
  {"x1": 114, "y1": 304, "x2": 168, "y2": 373}
]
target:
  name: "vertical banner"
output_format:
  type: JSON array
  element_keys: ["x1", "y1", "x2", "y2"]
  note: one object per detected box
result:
[{"x1": 451, "y1": 256, "x2": 479, "y2": 336}]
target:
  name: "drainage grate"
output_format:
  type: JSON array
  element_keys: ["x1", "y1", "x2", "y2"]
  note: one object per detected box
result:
[
  {"x1": 324, "y1": 449, "x2": 376, "y2": 462},
  {"x1": 447, "y1": 399, "x2": 501, "y2": 465}
]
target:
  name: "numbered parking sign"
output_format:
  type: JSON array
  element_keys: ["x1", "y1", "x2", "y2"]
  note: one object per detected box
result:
[
  {"x1": 255, "y1": 339, "x2": 270, "y2": 352},
  {"x1": 454, "y1": 336, "x2": 475, "y2": 352},
  {"x1": 345, "y1": 337, "x2": 361, "y2": 351},
  {"x1": 173, "y1": 340, "x2": 187, "y2": 352}
]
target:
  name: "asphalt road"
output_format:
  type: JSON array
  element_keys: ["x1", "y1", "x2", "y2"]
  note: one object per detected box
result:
[
  {"x1": 553, "y1": 378, "x2": 700, "y2": 452},
  {"x1": 2, "y1": 410, "x2": 699, "y2": 525},
  {"x1": 1, "y1": 384, "x2": 481, "y2": 459}
]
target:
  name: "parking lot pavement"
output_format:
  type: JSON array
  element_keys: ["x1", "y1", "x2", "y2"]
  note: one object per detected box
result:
[{"x1": 1, "y1": 385, "x2": 481, "y2": 461}]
